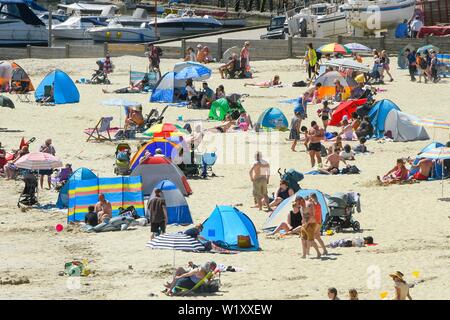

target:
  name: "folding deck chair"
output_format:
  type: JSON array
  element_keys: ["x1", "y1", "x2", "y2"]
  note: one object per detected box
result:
[
  {"x1": 85, "y1": 117, "x2": 117, "y2": 142},
  {"x1": 11, "y1": 81, "x2": 33, "y2": 103}
]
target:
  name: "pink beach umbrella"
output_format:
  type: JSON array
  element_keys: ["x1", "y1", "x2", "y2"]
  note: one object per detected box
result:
[{"x1": 15, "y1": 152, "x2": 63, "y2": 171}]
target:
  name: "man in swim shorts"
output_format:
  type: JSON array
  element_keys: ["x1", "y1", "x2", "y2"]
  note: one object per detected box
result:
[
  {"x1": 408, "y1": 157, "x2": 433, "y2": 181},
  {"x1": 249, "y1": 152, "x2": 270, "y2": 211},
  {"x1": 308, "y1": 121, "x2": 325, "y2": 168}
]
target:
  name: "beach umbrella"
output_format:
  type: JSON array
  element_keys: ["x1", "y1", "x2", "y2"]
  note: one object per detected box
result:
[
  {"x1": 0, "y1": 95, "x2": 15, "y2": 109},
  {"x1": 417, "y1": 45, "x2": 439, "y2": 54},
  {"x1": 317, "y1": 43, "x2": 352, "y2": 55},
  {"x1": 324, "y1": 58, "x2": 371, "y2": 72},
  {"x1": 412, "y1": 118, "x2": 450, "y2": 130},
  {"x1": 101, "y1": 99, "x2": 141, "y2": 125},
  {"x1": 418, "y1": 147, "x2": 450, "y2": 197},
  {"x1": 146, "y1": 232, "x2": 205, "y2": 268},
  {"x1": 143, "y1": 123, "x2": 189, "y2": 138},
  {"x1": 15, "y1": 152, "x2": 63, "y2": 171},
  {"x1": 344, "y1": 43, "x2": 372, "y2": 53},
  {"x1": 175, "y1": 64, "x2": 212, "y2": 81}
]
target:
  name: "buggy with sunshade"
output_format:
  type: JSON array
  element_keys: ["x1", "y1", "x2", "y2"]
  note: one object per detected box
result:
[
  {"x1": 323, "y1": 192, "x2": 361, "y2": 233},
  {"x1": 18, "y1": 172, "x2": 39, "y2": 208}
]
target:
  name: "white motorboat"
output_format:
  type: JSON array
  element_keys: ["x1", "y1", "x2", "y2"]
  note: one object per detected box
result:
[
  {"x1": 0, "y1": 0, "x2": 48, "y2": 46},
  {"x1": 57, "y1": 2, "x2": 118, "y2": 16},
  {"x1": 86, "y1": 20, "x2": 159, "y2": 43},
  {"x1": 149, "y1": 8, "x2": 223, "y2": 37},
  {"x1": 285, "y1": 3, "x2": 349, "y2": 38},
  {"x1": 341, "y1": 0, "x2": 416, "y2": 35},
  {"x1": 52, "y1": 15, "x2": 108, "y2": 39},
  {"x1": 109, "y1": 8, "x2": 151, "y2": 27}
]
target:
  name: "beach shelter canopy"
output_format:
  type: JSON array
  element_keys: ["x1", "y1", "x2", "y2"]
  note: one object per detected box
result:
[
  {"x1": 0, "y1": 95, "x2": 14, "y2": 108},
  {"x1": 317, "y1": 43, "x2": 352, "y2": 54},
  {"x1": 131, "y1": 156, "x2": 192, "y2": 196},
  {"x1": 256, "y1": 107, "x2": 288, "y2": 131},
  {"x1": 0, "y1": 61, "x2": 34, "y2": 92},
  {"x1": 420, "y1": 147, "x2": 450, "y2": 160},
  {"x1": 35, "y1": 69, "x2": 80, "y2": 104},
  {"x1": 200, "y1": 206, "x2": 260, "y2": 251},
  {"x1": 314, "y1": 71, "x2": 357, "y2": 100},
  {"x1": 130, "y1": 137, "x2": 180, "y2": 171},
  {"x1": 15, "y1": 152, "x2": 62, "y2": 170},
  {"x1": 149, "y1": 180, "x2": 193, "y2": 225},
  {"x1": 263, "y1": 189, "x2": 329, "y2": 232},
  {"x1": 369, "y1": 99, "x2": 429, "y2": 141},
  {"x1": 323, "y1": 58, "x2": 371, "y2": 73},
  {"x1": 409, "y1": 142, "x2": 446, "y2": 180},
  {"x1": 329, "y1": 99, "x2": 367, "y2": 126},
  {"x1": 57, "y1": 167, "x2": 97, "y2": 209},
  {"x1": 384, "y1": 110, "x2": 430, "y2": 142},
  {"x1": 150, "y1": 62, "x2": 212, "y2": 103},
  {"x1": 143, "y1": 123, "x2": 188, "y2": 138},
  {"x1": 208, "y1": 97, "x2": 245, "y2": 121},
  {"x1": 146, "y1": 233, "x2": 205, "y2": 251}
]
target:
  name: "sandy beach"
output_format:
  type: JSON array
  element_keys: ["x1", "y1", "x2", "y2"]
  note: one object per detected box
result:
[{"x1": 0, "y1": 55, "x2": 449, "y2": 300}]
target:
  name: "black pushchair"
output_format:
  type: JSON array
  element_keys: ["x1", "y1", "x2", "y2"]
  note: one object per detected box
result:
[
  {"x1": 278, "y1": 168, "x2": 304, "y2": 193},
  {"x1": 323, "y1": 192, "x2": 361, "y2": 232},
  {"x1": 17, "y1": 173, "x2": 39, "y2": 208},
  {"x1": 91, "y1": 60, "x2": 111, "y2": 85}
]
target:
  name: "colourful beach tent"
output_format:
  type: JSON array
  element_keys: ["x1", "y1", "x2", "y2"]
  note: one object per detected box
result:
[
  {"x1": 0, "y1": 61, "x2": 34, "y2": 92},
  {"x1": 57, "y1": 167, "x2": 97, "y2": 209},
  {"x1": 208, "y1": 97, "x2": 245, "y2": 121},
  {"x1": 314, "y1": 71, "x2": 357, "y2": 100},
  {"x1": 130, "y1": 137, "x2": 180, "y2": 171},
  {"x1": 35, "y1": 69, "x2": 80, "y2": 104},
  {"x1": 263, "y1": 189, "x2": 329, "y2": 232},
  {"x1": 200, "y1": 206, "x2": 260, "y2": 251},
  {"x1": 149, "y1": 180, "x2": 193, "y2": 225},
  {"x1": 256, "y1": 107, "x2": 288, "y2": 131}
]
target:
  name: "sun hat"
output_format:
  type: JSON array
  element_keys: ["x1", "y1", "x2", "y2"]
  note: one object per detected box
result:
[{"x1": 389, "y1": 271, "x2": 405, "y2": 281}]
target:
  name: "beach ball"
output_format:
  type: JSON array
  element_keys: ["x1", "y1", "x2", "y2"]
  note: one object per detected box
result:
[{"x1": 55, "y1": 224, "x2": 64, "y2": 232}]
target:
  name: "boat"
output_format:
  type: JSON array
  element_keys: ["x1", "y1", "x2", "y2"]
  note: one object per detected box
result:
[
  {"x1": 52, "y1": 14, "x2": 109, "y2": 39},
  {"x1": 217, "y1": 14, "x2": 247, "y2": 28},
  {"x1": 86, "y1": 20, "x2": 159, "y2": 43},
  {"x1": 341, "y1": 0, "x2": 417, "y2": 35},
  {"x1": 0, "y1": 0, "x2": 48, "y2": 46},
  {"x1": 285, "y1": 3, "x2": 349, "y2": 38},
  {"x1": 110, "y1": 8, "x2": 151, "y2": 27},
  {"x1": 149, "y1": 8, "x2": 223, "y2": 37},
  {"x1": 57, "y1": 2, "x2": 118, "y2": 16}
]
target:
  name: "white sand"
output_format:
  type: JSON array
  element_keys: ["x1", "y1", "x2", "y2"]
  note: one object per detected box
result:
[{"x1": 0, "y1": 56, "x2": 449, "y2": 300}]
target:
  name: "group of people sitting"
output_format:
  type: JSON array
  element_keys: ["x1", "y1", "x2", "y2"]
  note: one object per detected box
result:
[{"x1": 185, "y1": 44, "x2": 215, "y2": 64}]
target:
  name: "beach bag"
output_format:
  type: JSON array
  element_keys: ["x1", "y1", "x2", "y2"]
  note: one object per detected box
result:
[
  {"x1": 293, "y1": 80, "x2": 307, "y2": 87},
  {"x1": 237, "y1": 235, "x2": 251, "y2": 248}
]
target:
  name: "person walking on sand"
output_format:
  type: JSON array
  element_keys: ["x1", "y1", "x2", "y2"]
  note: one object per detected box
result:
[
  {"x1": 309, "y1": 193, "x2": 328, "y2": 255},
  {"x1": 297, "y1": 195, "x2": 321, "y2": 259},
  {"x1": 305, "y1": 43, "x2": 318, "y2": 80},
  {"x1": 289, "y1": 111, "x2": 302, "y2": 152},
  {"x1": 39, "y1": 138, "x2": 56, "y2": 189},
  {"x1": 308, "y1": 121, "x2": 324, "y2": 168},
  {"x1": 249, "y1": 152, "x2": 270, "y2": 211},
  {"x1": 147, "y1": 188, "x2": 168, "y2": 240},
  {"x1": 390, "y1": 271, "x2": 412, "y2": 300}
]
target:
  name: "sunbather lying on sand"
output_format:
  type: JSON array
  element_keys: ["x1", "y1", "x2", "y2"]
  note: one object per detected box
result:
[
  {"x1": 102, "y1": 76, "x2": 149, "y2": 94},
  {"x1": 244, "y1": 75, "x2": 281, "y2": 88},
  {"x1": 377, "y1": 158, "x2": 409, "y2": 184}
]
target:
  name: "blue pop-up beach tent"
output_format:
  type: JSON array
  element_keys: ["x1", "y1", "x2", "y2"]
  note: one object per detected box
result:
[
  {"x1": 256, "y1": 107, "x2": 289, "y2": 131},
  {"x1": 409, "y1": 142, "x2": 447, "y2": 179},
  {"x1": 150, "y1": 180, "x2": 193, "y2": 225},
  {"x1": 262, "y1": 189, "x2": 329, "y2": 232},
  {"x1": 200, "y1": 206, "x2": 260, "y2": 251},
  {"x1": 368, "y1": 99, "x2": 401, "y2": 138},
  {"x1": 56, "y1": 167, "x2": 97, "y2": 209},
  {"x1": 35, "y1": 69, "x2": 80, "y2": 104}
]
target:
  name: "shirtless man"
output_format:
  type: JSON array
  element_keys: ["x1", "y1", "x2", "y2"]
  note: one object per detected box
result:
[
  {"x1": 319, "y1": 148, "x2": 348, "y2": 175},
  {"x1": 309, "y1": 194, "x2": 328, "y2": 255},
  {"x1": 249, "y1": 152, "x2": 270, "y2": 211},
  {"x1": 296, "y1": 195, "x2": 321, "y2": 259},
  {"x1": 408, "y1": 157, "x2": 433, "y2": 181},
  {"x1": 95, "y1": 194, "x2": 112, "y2": 224},
  {"x1": 308, "y1": 121, "x2": 324, "y2": 168}
]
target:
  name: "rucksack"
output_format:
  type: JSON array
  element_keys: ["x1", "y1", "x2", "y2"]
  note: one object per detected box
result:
[{"x1": 419, "y1": 57, "x2": 427, "y2": 69}]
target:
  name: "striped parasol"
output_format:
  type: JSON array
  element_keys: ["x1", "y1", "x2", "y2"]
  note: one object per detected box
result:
[
  {"x1": 412, "y1": 118, "x2": 450, "y2": 130},
  {"x1": 147, "y1": 233, "x2": 205, "y2": 251},
  {"x1": 15, "y1": 152, "x2": 63, "y2": 171}
]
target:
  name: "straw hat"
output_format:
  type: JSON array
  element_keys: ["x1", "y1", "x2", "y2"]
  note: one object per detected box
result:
[{"x1": 389, "y1": 271, "x2": 405, "y2": 281}]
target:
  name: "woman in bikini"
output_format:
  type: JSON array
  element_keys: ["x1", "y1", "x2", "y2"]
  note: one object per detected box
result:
[
  {"x1": 318, "y1": 100, "x2": 331, "y2": 131},
  {"x1": 244, "y1": 75, "x2": 281, "y2": 88}
]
